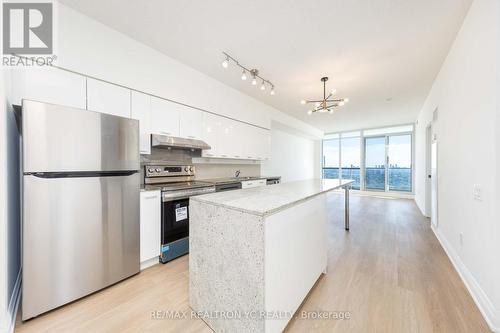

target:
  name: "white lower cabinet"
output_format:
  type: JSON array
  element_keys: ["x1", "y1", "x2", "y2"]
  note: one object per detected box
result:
[
  {"x1": 241, "y1": 179, "x2": 267, "y2": 189},
  {"x1": 140, "y1": 190, "x2": 161, "y2": 268}
]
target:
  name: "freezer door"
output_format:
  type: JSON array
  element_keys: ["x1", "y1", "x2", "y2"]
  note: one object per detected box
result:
[
  {"x1": 22, "y1": 99, "x2": 139, "y2": 173},
  {"x1": 22, "y1": 173, "x2": 140, "y2": 320}
]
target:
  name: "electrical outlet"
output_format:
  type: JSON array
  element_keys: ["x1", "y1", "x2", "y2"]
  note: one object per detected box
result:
[
  {"x1": 473, "y1": 184, "x2": 482, "y2": 201},
  {"x1": 459, "y1": 233, "x2": 463, "y2": 246}
]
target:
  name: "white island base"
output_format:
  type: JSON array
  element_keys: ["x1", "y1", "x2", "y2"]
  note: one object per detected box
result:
[{"x1": 189, "y1": 179, "x2": 353, "y2": 333}]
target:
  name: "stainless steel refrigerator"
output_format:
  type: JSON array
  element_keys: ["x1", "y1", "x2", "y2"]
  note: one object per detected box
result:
[{"x1": 21, "y1": 100, "x2": 140, "y2": 320}]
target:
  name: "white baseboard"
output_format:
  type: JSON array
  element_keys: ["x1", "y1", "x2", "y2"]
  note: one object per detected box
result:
[
  {"x1": 431, "y1": 226, "x2": 499, "y2": 332},
  {"x1": 6, "y1": 269, "x2": 21, "y2": 333},
  {"x1": 140, "y1": 257, "x2": 159, "y2": 271}
]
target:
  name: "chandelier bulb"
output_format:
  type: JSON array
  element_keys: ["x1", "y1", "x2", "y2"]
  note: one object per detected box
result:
[
  {"x1": 222, "y1": 57, "x2": 229, "y2": 68},
  {"x1": 344, "y1": 98, "x2": 349, "y2": 102},
  {"x1": 307, "y1": 110, "x2": 313, "y2": 115},
  {"x1": 260, "y1": 81, "x2": 266, "y2": 91},
  {"x1": 300, "y1": 100, "x2": 306, "y2": 105},
  {"x1": 339, "y1": 101, "x2": 345, "y2": 106},
  {"x1": 241, "y1": 70, "x2": 247, "y2": 81},
  {"x1": 251, "y1": 77, "x2": 257, "y2": 85},
  {"x1": 270, "y1": 87, "x2": 275, "y2": 95}
]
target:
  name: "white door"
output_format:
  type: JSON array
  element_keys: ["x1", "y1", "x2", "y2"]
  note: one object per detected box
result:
[
  {"x1": 431, "y1": 140, "x2": 438, "y2": 227},
  {"x1": 130, "y1": 91, "x2": 151, "y2": 155},
  {"x1": 179, "y1": 107, "x2": 202, "y2": 139},
  {"x1": 87, "y1": 78, "x2": 131, "y2": 118},
  {"x1": 150, "y1": 97, "x2": 180, "y2": 137},
  {"x1": 11, "y1": 66, "x2": 86, "y2": 109},
  {"x1": 140, "y1": 191, "x2": 161, "y2": 264}
]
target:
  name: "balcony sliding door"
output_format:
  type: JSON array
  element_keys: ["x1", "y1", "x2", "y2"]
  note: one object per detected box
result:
[
  {"x1": 364, "y1": 136, "x2": 386, "y2": 191},
  {"x1": 388, "y1": 134, "x2": 412, "y2": 192}
]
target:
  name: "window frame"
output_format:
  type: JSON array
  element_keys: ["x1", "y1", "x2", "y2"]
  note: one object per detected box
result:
[{"x1": 321, "y1": 123, "x2": 415, "y2": 194}]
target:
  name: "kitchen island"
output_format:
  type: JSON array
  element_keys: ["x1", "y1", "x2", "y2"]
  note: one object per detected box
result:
[{"x1": 189, "y1": 179, "x2": 353, "y2": 333}]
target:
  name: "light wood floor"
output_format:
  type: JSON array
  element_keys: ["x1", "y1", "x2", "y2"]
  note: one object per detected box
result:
[{"x1": 15, "y1": 194, "x2": 490, "y2": 333}]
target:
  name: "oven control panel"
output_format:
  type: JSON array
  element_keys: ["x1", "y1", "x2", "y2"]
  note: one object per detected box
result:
[{"x1": 145, "y1": 165, "x2": 195, "y2": 177}]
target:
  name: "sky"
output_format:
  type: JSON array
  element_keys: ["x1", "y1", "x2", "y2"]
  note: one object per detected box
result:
[{"x1": 323, "y1": 135, "x2": 411, "y2": 168}]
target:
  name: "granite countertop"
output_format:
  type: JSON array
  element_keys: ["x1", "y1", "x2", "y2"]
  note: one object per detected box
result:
[
  {"x1": 197, "y1": 176, "x2": 281, "y2": 185},
  {"x1": 191, "y1": 178, "x2": 354, "y2": 217}
]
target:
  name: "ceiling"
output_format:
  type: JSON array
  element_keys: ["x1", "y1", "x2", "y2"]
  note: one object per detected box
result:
[{"x1": 58, "y1": 0, "x2": 472, "y2": 133}]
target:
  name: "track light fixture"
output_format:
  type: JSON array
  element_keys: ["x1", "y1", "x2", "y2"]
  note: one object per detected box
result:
[
  {"x1": 301, "y1": 77, "x2": 349, "y2": 115},
  {"x1": 221, "y1": 52, "x2": 276, "y2": 96}
]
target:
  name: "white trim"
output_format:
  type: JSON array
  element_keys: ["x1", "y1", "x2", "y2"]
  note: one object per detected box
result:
[
  {"x1": 6, "y1": 270, "x2": 21, "y2": 333},
  {"x1": 431, "y1": 225, "x2": 499, "y2": 332},
  {"x1": 140, "y1": 257, "x2": 160, "y2": 271}
]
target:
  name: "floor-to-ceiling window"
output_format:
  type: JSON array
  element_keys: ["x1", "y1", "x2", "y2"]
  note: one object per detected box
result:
[
  {"x1": 340, "y1": 132, "x2": 361, "y2": 189},
  {"x1": 322, "y1": 125, "x2": 413, "y2": 192},
  {"x1": 322, "y1": 134, "x2": 340, "y2": 179}
]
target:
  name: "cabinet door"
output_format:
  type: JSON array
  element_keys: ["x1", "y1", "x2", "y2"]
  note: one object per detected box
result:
[
  {"x1": 256, "y1": 128, "x2": 271, "y2": 160},
  {"x1": 11, "y1": 66, "x2": 86, "y2": 109},
  {"x1": 179, "y1": 106, "x2": 202, "y2": 139},
  {"x1": 217, "y1": 117, "x2": 238, "y2": 158},
  {"x1": 140, "y1": 191, "x2": 161, "y2": 263},
  {"x1": 131, "y1": 91, "x2": 151, "y2": 155},
  {"x1": 201, "y1": 112, "x2": 221, "y2": 158},
  {"x1": 150, "y1": 97, "x2": 180, "y2": 137},
  {"x1": 87, "y1": 78, "x2": 131, "y2": 118}
]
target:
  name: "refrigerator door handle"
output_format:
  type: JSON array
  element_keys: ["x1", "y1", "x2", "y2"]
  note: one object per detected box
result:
[{"x1": 27, "y1": 170, "x2": 139, "y2": 178}]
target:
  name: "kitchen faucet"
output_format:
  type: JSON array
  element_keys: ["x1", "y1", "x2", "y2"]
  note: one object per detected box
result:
[{"x1": 235, "y1": 170, "x2": 241, "y2": 178}]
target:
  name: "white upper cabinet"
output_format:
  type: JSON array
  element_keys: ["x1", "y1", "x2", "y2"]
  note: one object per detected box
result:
[
  {"x1": 131, "y1": 91, "x2": 152, "y2": 155},
  {"x1": 200, "y1": 111, "x2": 271, "y2": 161},
  {"x1": 11, "y1": 66, "x2": 86, "y2": 109},
  {"x1": 217, "y1": 117, "x2": 238, "y2": 158},
  {"x1": 150, "y1": 97, "x2": 180, "y2": 137},
  {"x1": 256, "y1": 128, "x2": 271, "y2": 160},
  {"x1": 87, "y1": 78, "x2": 131, "y2": 118},
  {"x1": 179, "y1": 106, "x2": 202, "y2": 140},
  {"x1": 201, "y1": 112, "x2": 221, "y2": 158}
]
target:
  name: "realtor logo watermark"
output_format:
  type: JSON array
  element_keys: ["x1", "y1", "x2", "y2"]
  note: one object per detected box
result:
[{"x1": 2, "y1": 1, "x2": 57, "y2": 66}]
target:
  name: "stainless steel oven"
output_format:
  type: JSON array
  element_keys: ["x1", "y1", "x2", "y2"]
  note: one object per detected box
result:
[{"x1": 144, "y1": 165, "x2": 215, "y2": 263}]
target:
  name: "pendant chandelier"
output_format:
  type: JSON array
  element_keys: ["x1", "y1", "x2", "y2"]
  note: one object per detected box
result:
[{"x1": 301, "y1": 77, "x2": 349, "y2": 115}]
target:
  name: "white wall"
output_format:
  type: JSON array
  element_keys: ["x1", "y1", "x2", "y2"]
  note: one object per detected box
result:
[
  {"x1": 0, "y1": 67, "x2": 22, "y2": 332},
  {"x1": 414, "y1": 0, "x2": 500, "y2": 330},
  {"x1": 261, "y1": 122, "x2": 320, "y2": 182}
]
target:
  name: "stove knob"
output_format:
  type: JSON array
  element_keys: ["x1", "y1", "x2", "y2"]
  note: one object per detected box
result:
[
  {"x1": 155, "y1": 168, "x2": 161, "y2": 173},
  {"x1": 184, "y1": 167, "x2": 189, "y2": 172},
  {"x1": 148, "y1": 168, "x2": 154, "y2": 173},
  {"x1": 189, "y1": 166, "x2": 194, "y2": 172}
]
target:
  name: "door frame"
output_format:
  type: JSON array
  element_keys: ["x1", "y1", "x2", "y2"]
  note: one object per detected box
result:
[{"x1": 431, "y1": 137, "x2": 438, "y2": 228}]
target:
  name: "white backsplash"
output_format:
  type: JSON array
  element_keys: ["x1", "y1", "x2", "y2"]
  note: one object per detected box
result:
[{"x1": 194, "y1": 163, "x2": 261, "y2": 180}]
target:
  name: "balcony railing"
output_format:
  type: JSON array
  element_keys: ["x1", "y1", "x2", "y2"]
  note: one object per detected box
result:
[
  {"x1": 322, "y1": 167, "x2": 360, "y2": 190},
  {"x1": 323, "y1": 167, "x2": 412, "y2": 192}
]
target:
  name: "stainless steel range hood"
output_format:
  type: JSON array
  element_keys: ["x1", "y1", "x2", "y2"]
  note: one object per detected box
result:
[{"x1": 151, "y1": 134, "x2": 211, "y2": 150}]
